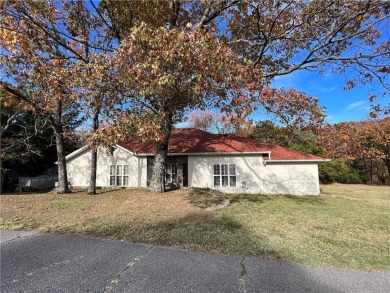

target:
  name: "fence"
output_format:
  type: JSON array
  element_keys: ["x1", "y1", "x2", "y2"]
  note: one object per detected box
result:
[{"x1": 18, "y1": 175, "x2": 58, "y2": 192}]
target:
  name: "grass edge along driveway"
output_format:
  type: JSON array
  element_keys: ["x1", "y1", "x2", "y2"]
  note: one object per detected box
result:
[{"x1": 1, "y1": 184, "x2": 389, "y2": 271}]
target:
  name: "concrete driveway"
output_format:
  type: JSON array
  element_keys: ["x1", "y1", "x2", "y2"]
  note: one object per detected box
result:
[{"x1": 1, "y1": 230, "x2": 389, "y2": 293}]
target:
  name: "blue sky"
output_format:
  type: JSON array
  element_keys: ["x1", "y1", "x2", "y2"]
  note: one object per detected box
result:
[
  {"x1": 248, "y1": 69, "x2": 389, "y2": 124},
  {"x1": 178, "y1": 69, "x2": 389, "y2": 128}
]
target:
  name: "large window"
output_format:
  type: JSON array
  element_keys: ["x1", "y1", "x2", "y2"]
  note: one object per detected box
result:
[
  {"x1": 214, "y1": 164, "x2": 236, "y2": 187},
  {"x1": 110, "y1": 165, "x2": 129, "y2": 186}
]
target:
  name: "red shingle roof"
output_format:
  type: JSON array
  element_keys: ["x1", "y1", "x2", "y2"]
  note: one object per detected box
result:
[{"x1": 118, "y1": 128, "x2": 325, "y2": 161}]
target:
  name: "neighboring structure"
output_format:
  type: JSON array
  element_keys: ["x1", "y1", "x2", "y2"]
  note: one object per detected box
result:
[
  {"x1": 66, "y1": 128, "x2": 328, "y2": 195},
  {"x1": 18, "y1": 175, "x2": 58, "y2": 192}
]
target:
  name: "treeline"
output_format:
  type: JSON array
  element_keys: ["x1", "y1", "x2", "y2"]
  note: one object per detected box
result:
[{"x1": 318, "y1": 118, "x2": 390, "y2": 185}]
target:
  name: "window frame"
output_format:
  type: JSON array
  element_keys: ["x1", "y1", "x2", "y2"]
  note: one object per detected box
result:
[
  {"x1": 213, "y1": 163, "x2": 236, "y2": 187},
  {"x1": 165, "y1": 163, "x2": 177, "y2": 184},
  {"x1": 109, "y1": 164, "x2": 129, "y2": 187}
]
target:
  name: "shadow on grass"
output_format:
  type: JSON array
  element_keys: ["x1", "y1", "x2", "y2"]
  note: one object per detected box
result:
[
  {"x1": 187, "y1": 188, "x2": 227, "y2": 208},
  {"x1": 80, "y1": 212, "x2": 284, "y2": 260},
  {"x1": 284, "y1": 195, "x2": 328, "y2": 205},
  {"x1": 164, "y1": 186, "x2": 181, "y2": 192},
  {"x1": 229, "y1": 194, "x2": 273, "y2": 204},
  {"x1": 229, "y1": 193, "x2": 328, "y2": 206},
  {"x1": 90, "y1": 188, "x2": 129, "y2": 195}
]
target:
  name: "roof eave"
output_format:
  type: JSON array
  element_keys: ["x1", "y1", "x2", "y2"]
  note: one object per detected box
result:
[
  {"x1": 116, "y1": 144, "x2": 136, "y2": 155},
  {"x1": 265, "y1": 159, "x2": 331, "y2": 163},
  {"x1": 135, "y1": 151, "x2": 272, "y2": 156},
  {"x1": 64, "y1": 145, "x2": 90, "y2": 161}
]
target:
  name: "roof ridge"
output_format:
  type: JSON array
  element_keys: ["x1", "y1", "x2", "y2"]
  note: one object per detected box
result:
[{"x1": 116, "y1": 128, "x2": 325, "y2": 160}]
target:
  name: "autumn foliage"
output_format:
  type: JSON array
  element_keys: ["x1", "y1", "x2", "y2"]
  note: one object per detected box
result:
[
  {"x1": 319, "y1": 118, "x2": 390, "y2": 184},
  {"x1": 1, "y1": 0, "x2": 389, "y2": 192}
]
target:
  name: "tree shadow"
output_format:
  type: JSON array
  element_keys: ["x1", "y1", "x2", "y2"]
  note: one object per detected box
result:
[
  {"x1": 186, "y1": 188, "x2": 227, "y2": 208},
  {"x1": 83, "y1": 211, "x2": 347, "y2": 292},
  {"x1": 164, "y1": 186, "x2": 181, "y2": 192},
  {"x1": 94, "y1": 188, "x2": 127, "y2": 195},
  {"x1": 229, "y1": 193, "x2": 274, "y2": 204},
  {"x1": 283, "y1": 194, "x2": 328, "y2": 205},
  {"x1": 137, "y1": 213, "x2": 348, "y2": 292},
  {"x1": 87, "y1": 212, "x2": 284, "y2": 261}
]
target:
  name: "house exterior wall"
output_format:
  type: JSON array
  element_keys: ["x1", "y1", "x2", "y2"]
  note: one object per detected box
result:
[
  {"x1": 188, "y1": 155, "x2": 320, "y2": 195},
  {"x1": 67, "y1": 148, "x2": 320, "y2": 195},
  {"x1": 260, "y1": 162, "x2": 320, "y2": 195},
  {"x1": 67, "y1": 148, "x2": 148, "y2": 188}
]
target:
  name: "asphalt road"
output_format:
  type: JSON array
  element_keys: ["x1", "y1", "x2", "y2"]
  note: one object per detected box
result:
[{"x1": 1, "y1": 230, "x2": 389, "y2": 293}]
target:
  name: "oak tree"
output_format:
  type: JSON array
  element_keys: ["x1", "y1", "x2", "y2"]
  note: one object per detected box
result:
[
  {"x1": 0, "y1": 0, "x2": 91, "y2": 193},
  {"x1": 1, "y1": 0, "x2": 116, "y2": 194},
  {"x1": 99, "y1": 0, "x2": 389, "y2": 192}
]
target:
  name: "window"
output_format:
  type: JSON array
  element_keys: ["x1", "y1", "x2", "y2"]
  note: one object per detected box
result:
[
  {"x1": 166, "y1": 164, "x2": 177, "y2": 184},
  {"x1": 110, "y1": 165, "x2": 129, "y2": 187},
  {"x1": 214, "y1": 164, "x2": 236, "y2": 187}
]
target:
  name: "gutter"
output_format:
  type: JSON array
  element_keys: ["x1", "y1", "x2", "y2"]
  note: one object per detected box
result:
[
  {"x1": 135, "y1": 151, "x2": 272, "y2": 156},
  {"x1": 265, "y1": 159, "x2": 331, "y2": 163}
]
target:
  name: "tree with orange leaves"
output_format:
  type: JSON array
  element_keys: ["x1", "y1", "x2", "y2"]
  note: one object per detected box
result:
[
  {"x1": 101, "y1": 0, "x2": 388, "y2": 192},
  {"x1": 186, "y1": 110, "x2": 255, "y2": 137},
  {"x1": 0, "y1": 1, "x2": 95, "y2": 193},
  {"x1": 106, "y1": 22, "x2": 262, "y2": 192},
  {"x1": 319, "y1": 118, "x2": 390, "y2": 184}
]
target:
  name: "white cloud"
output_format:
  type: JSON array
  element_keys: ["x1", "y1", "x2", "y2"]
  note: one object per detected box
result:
[{"x1": 345, "y1": 100, "x2": 366, "y2": 111}]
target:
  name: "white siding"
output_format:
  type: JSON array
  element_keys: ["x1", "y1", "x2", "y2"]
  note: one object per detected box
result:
[
  {"x1": 188, "y1": 155, "x2": 320, "y2": 195},
  {"x1": 67, "y1": 148, "x2": 148, "y2": 188},
  {"x1": 67, "y1": 149, "x2": 320, "y2": 195},
  {"x1": 261, "y1": 163, "x2": 320, "y2": 195}
]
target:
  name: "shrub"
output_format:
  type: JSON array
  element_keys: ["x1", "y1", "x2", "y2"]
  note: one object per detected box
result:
[{"x1": 319, "y1": 160, "x2": 367, "y2": 184}]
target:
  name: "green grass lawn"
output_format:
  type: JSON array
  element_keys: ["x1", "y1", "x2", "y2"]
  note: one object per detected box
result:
[{"x1": 1, "y1": 184, "x2": 389, "y2": 271}]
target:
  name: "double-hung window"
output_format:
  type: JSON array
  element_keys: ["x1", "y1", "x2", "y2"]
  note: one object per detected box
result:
[
  {"x1": 214, "y1": 164, "x2": 236, "y2": 187},
  {"x1": 110, "y1": 165, "x2": 129, "y2": 187}
]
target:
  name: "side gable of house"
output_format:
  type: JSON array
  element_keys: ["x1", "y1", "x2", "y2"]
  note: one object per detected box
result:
[{"x1": 66, "y1": 146, "x2": 147, "y2": 188}]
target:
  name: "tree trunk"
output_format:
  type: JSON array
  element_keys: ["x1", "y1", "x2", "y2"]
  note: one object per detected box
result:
[
  {"x1": 0, "y1": 102, "x2": 3, "y2": 195},
  {"x1": 383, "y1": 158, "x2": 390, "y2": 179},
  {"x1": 149, "y1": 116, "x2": 173, "y2": 193},
  {"x1": 0, "y1": 158, "x2": 3, "y2": 195},
  {"x1": 55, "y1": 126, "x2": 71, "y2": 193},
  {"x1": 88, "y1": 111, "x2": 99, "y2": 195},
  {"x1": 88, "y1": 150, "x2": 97, "y2": 194},
  {"x1": 361, "y1": 155, "x2": 371, "y2": 184},
  {"x1": 370, "y1": 159, "x2": 373, "y2": 185},
  {"x1": 53, "y1": 98, "x2": 71, "y2": 194}
]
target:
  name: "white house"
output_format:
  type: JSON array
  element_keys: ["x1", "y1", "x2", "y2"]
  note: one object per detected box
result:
[{"x1": 66, "y1": 128, "x2": 328, "y2": 195}]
